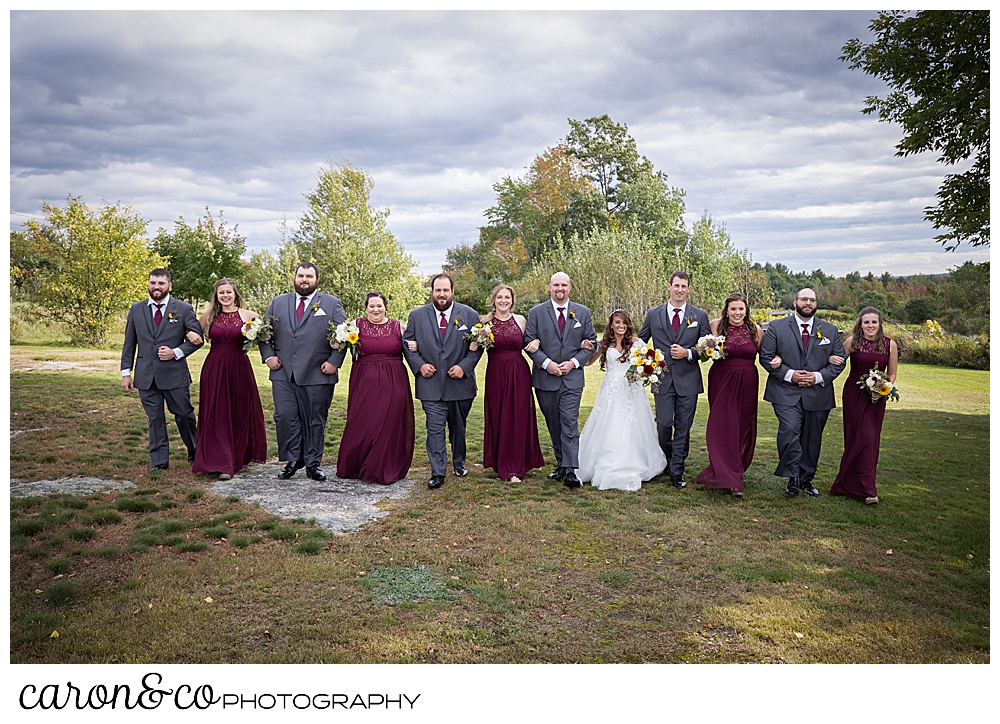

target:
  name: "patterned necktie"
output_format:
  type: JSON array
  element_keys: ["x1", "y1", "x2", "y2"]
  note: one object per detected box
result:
[
  {"x1": 296, "y1": 296, "x2": 307, "y2": 322},
  {"x1": 802, "y1": 323, "x2": 810, "y2": 349},
  {"x1": 154, "y1": 304, "x2": 163, "y2": 327},
  {"x1": 440, "y1": 312, "x2": 448, "y2": 338},
  {"x1": 672, "y1": 308, "x2": 681, "y2": 333},
  {"x1": 557, "y1": 307, "x2": 566, "y2": 333}
]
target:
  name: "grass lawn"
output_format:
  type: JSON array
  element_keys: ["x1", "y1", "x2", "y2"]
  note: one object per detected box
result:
[{"x1": 9, "y1": 345, "x2": 989, "y2": 663}]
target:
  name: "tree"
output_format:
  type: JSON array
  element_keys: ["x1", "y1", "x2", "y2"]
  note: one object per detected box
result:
[
  {"x1": 285, "y1": 160, "x2": 425, "y2": 318},
  {"x1": 151, "y1": 208, "x2": 247, "y2": 310},
  {"x1": 842, "y1": 11, "x2": 989, "y2": 249},
  {"x1": 19, "y1": 195, "x2": 160, "y2": 346}
]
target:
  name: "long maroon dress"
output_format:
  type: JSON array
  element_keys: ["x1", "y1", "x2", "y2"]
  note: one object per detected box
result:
[
  {"x1": 696, "y1": 323, "x2": 758, "y2": 492},
  {"x1": 830, "y1": 336, "x2": 891, "y2": 500},
  {"x1": 483, "y1": 316, "x2": 545, "y2": 480},
  {"x1": 336, "y1": 318, "x2": 415, "y2": 484},
  {"x1": 192, "y1": 310, "x2": 267, "y2": 476}
]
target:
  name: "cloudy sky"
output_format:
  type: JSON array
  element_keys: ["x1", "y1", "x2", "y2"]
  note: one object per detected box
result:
[{"x1": 10, "y1": 10, "x2": 988, "y2": 277}]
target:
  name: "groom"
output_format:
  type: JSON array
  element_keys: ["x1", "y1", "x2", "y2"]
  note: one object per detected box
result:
[
  {"x1": 524, "y1": 272, "x2": 597, "y2": 488},
  {"x1": 259, "y1": 262, "x2": 346, "y2": 482},
  {"x1": 403, "y1": 273, "x2": 484, "y2": 489},
  {"x1": 758, "y1": 287, "x2": 845, "y2": 496},
  {"x1": 121, "y1": 268, "x2": 204, "y2": 472},
  {"x1": 639, "y1": 271, "x2": 710, "y2": 488}
]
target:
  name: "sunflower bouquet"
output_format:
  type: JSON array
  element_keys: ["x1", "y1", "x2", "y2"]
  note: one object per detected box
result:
[
  {"x1": 463, "y1": 321, "x2": 495, "y2": 351},
  {"x1": 695, "y1": 334, "x2": 726, "y2": 362},
  {"x1": 857, "y1": 366, "x2": 899, "y2": 403},
  {"x1": 329, "y1": 320, "x2": 361, "y2": 358},
  {"x1": 241, "y1": 313, "x2": 275, "y2": 352},
  {"x1": 626, "y1": 342, "x2": 668, "y2": 392}
]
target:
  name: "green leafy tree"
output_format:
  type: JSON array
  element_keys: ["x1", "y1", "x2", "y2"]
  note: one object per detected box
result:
[
  {"x1": 842, "y1": 10, "x2": 989, "y2": 249},
  {"x1": 19, "y1": 196, "x2": 160, "y2": 346},
  {"x1": 666, "y1": 212, "x2": 745, "y2": 313},
  {"x1": 242, "y1": 248, "x2": 293, "y2": 317},
  {"x1": 284, "y1": 160, "x2": 425, "y2": 318},
  {"x1": 151, "y1": 208, "x2": 247, "y2": 310}
]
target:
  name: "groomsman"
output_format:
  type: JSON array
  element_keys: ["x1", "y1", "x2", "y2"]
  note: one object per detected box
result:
[
  {"x1": 524, "y1": 272, "x2": 598, "y2": 488},
  {"x1": 639, "y1": 271, "x2": 711, "y2": 488},
  {"x1": 121, "y1": 268, "x2": 204, "y2": 472},
  {"x1": 758, "y1": 288, "x2": 845, "y2": 496},
  {"x1": 403, "y1": 273, "x2": 484, "y2": 489},
  {"x1": 259, "y1": 262, "x2": 347, "y2": 482}
]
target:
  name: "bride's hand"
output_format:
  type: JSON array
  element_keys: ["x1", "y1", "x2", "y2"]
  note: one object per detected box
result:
[
  {"x1": 769, "y1": 355, "x2": 782, "y2": 369},
  {"x1": 581, "y1": 339, "x2": 595, "y2": 350},
  {"x1": 524, "y1": 339, "x2": 540, "y2": 354}
]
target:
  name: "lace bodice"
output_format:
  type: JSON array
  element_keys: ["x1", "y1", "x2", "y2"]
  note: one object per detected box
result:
[
  {"x1": 356, "y1": 317, "x2": 403, "y2": 359},
  {"x1": 209, "y1": 311, "x2": 247, "y2": 351},
  {"x1": 848, "y1": 335, "x2": 890, "y2": 379},
  {"x1": 720, "y1": 323, "x2": 758, "y2": 362},
  {"x1": 488, "y1": 315, "x2": 524, "y2": 354}
]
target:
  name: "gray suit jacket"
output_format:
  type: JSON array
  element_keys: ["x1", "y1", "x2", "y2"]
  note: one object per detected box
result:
[
  {"x1": 258, "y1": 291, "x2": 347, "y2": 385},
  {"x1": 121, "y1": 297, "x2": 204, "y2": 390},
  {"x1": 403, "y1": 302, "x2": 484, "y2": 401},
  {"x1": 639, "y1": 303, "x2": 711, "y2": 397},
  {"x1": 759, "y1": 314, "x2": 846, "y2": 411},
  {"x1": 523, "y1": 300, "x2": 598, "y2": 392}
]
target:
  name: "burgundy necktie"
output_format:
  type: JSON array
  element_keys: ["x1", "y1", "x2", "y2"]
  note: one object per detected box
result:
[
  {"x1": 672, "y1": 308, "x2": 681, "y2": 333},
  {"x1": 802, "y1": 323, "x2": 810, "y2": 349},
  {"x1": 154, "y1": 304, "x2": 163, "y2": 327},
  {"x1": 557, "y1": 307, "x2": 566, "y2": 333},
  {"x1": 440, "y1": 312, "x2": 448, "y2": 338},
  {"x1": 296, "y1": 296, "x2": 307, "y2": 322}
]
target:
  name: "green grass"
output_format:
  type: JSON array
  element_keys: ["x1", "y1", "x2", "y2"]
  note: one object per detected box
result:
[{"x1": 8, "y1": 346, "x2": 989, "y2": 664}]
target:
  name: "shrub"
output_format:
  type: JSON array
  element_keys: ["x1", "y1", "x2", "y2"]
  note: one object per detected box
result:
[{"x1": 890, "y1": 322, "x2": 989, "y2": 370}]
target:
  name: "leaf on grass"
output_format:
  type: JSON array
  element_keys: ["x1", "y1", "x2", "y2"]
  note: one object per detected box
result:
[
  {"x1": 148, "y1": 603, "x2": 153, "y2": 609},
  {"x1": 204, "y1": 596, "x2": 214, "y2": 603},
  {"x1": 885, "y1": 549, "x2": 893, "y2": 555},
  {"x1": 34, "y1": 589, "x2": 42, "y2": 594},
  {"x1": 794, "y1": 632, "x2": 804, "y2": 639},
  {"x1": 50, "y1": 630, "x2": 59, "y2": 638},
  {"x1": 967, "y1": 554, "x2": 974, "y2": 559},
  {"x1": 483, "y1": 505, "x2": 490, "y2": 509}
]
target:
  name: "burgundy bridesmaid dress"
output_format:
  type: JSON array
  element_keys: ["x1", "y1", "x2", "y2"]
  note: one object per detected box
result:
[
  {"x1": 192, "y1": 311, "x2": 267, "y2": 476},
  {"x1": 336, "y1": 318, "x2": 415, "y2": 484},
  {"x1": 482, "y1": 316, "x2": 545, "y2": 480},
  {"x1": 830, "y1": 336, "x2": 891, "y2": 500},
  {"x1": 696, "y1": 323, "x2": 759, "y2": 492}
]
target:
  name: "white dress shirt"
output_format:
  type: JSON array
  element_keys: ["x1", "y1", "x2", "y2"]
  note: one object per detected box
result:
[
  {"x1": 543, "y1": 299, "x2": 581, "y2": 370},
  {"x1": 783, "y1": 313, "x2": 824, "y2": 386},
  {"x1": 668, "y1": 302, "x2": 694, "y2": 361},
  {"x1": 121, "y1": 294, "x2": 185, "y2": 377}
]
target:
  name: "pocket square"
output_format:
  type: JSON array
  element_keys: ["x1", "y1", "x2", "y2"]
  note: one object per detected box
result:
[
  {"x1": 313, "y1": 308, "x2": 327, "y2": 316},
  {"x1": 818, "y1": 337, "x2": 831, "y2": 345},
  {"x1": 573, "y1": 321, "x2": 582, "y2": 328},
  {"x1": 687, "y1": 321, "x2": 698, "y2": 328},
  {"x1": 458, "y1": 325, "x2": 468, "y2": 331}
]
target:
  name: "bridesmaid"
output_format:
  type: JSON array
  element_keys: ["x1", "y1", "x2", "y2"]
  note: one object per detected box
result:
[
  {"x1": 696, "y1": 292, "x2": 762, "y2": 497},
  {"x1": 191, "y1": 278, "x2": 268, "y2": 480},
  {"x1": 477, "y1": 285, "x2": 545, "y2": 483},
  {"x1": 335, "y1": 292, "x2": 415, "y2": 484},
  {"x1": 830, "y1": 307, "x2": 898, "y2": 505}
]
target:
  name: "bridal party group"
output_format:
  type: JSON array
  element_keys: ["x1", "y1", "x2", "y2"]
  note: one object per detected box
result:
[{"x1": 120, "y1": 263, "x2": 898, "y2": 505}]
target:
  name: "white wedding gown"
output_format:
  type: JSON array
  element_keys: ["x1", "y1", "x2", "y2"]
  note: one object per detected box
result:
[{"x1": 578, "y1": 341, "x2": 667, "y2": 491}]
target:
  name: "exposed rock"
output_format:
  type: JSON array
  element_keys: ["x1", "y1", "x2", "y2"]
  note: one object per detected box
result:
[{"x1": 10, "y1": 477, "x2": 136, "y2": 497}]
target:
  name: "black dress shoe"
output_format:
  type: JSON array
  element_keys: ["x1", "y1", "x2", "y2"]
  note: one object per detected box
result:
[
  {"x1": 671, "y1": 477, "x2": 687, "y2": 489},
  {"x1": 563, "y1": 471, "x2": 582, "y2": 488},
  {"x1": 428, "y1": 475, "x2": 445, "y2": 489},
  {"x1": 785, "y1": 477, "x2": 800, "y2": 496},
  {"x1": 306, "y1": 466, "x2": 327, "y2": 482},
  {"x1": 150, "y1": 464, "x2": 168, "y2": 473},
  {"x1": 800, "y1": 479, "x2": 820, "y2": 496},
  {"x1": 547, "y1": 467, "x2": 566, "y2": 481},
  {"x1": 278, "y1": 461, "x2": 304, "y2": 479},
  {"x1": 454, "y1": 466, "x2": 468, "y2": 478},
  {"x1": 188, "y1": 455, "x2": 195, "y2": 464}
]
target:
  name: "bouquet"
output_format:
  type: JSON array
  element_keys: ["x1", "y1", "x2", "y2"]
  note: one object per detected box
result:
[
  {"x1": 856, "y1": 366, "x2": 899, "y2": 403},
  {"x1": 463, "y1": 321, "x2": 494, "y2": 351},
  {"x1": 695, "y1": 334, "x2": 726, "y2": 362},
  {"x1": 626, "y1": 342, "x2": 668, "y2": 392},
  {"x1": 329, "y1": 320, "x2": 361, "y2": 358},
  {"x1": 241, "y1": 313, "x2": 275, "y2": 352}
]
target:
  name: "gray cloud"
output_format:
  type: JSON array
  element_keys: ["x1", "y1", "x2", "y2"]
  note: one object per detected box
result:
[{"x1": 10, "y1": 10, "x2": 986, "y2": 276}]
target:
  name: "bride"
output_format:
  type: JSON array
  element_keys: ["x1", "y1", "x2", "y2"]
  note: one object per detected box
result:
[{"x1": 578, "y1": 310, "x2": 667, "y2": 491}]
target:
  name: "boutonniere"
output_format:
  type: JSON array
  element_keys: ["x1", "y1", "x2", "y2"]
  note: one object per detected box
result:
[
  {"x1": 311, "y1": 302, "x2": 320, "y2": 313},
  {"x1": 167, "y1": 311, "x2": 178, "y2": 323},
  {"x1": 686, "y1": 316, "x2": 696, "y2": 327},
  {"x1": 453, "y1": 314, "x2": 464, "y2": 327},
  {"x1": 815, "y1": 329, "x2": 823, "y2": 340},
  {"x1": 568, "y1": 310, "x2": 577, "y2": 320}
]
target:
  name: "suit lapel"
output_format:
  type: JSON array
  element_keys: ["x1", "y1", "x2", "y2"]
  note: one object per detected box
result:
[
  {"x1": 429, "y1": 305, "x2": 445, "y2": 348},
  {"x1": 791, "y1": 315, "x2": 806, "y2": 355},
  {"x1": 142, "y1": 301, "x2": 156, "y2": 341},
  {"x1": 153, "y1": 301, "x2": 171, "y2": 340}
]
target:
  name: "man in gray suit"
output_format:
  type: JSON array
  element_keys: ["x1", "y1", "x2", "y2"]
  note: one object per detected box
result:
[
  {"x1": 259, "y1": 262, "x2": 347, "y2": 482},
  {"x1": 639, "y1": 271, "x2": 711, "y2": 488},
  {"x1": 524, "y1": 272, "x2": 598, "y2": 488},
  {"x1": 759, "y1": 288, "x2": 846, "y2": 496},
  {"x1": 121, "y1": 268, "x2": 204, "y2": 472},
  {"x1": 403, "y1": 273, "x2": 484, "y2": 489}
]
